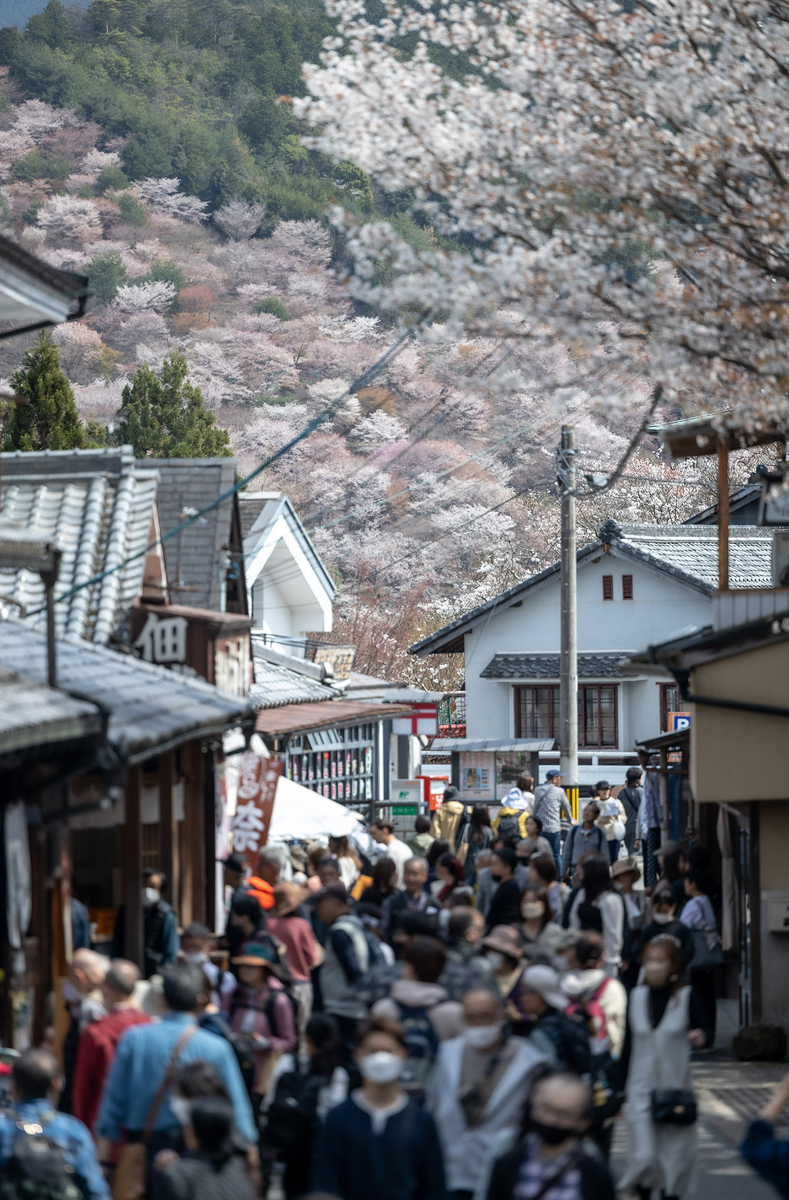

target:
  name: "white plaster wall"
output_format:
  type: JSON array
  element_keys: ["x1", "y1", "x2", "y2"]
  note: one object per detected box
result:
[{"x1": 464, "y1": 554, "x2": 710, "y2": 743}]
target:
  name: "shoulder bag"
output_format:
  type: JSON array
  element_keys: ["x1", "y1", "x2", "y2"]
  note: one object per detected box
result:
[
  {"x1": 111, "y1": 1024, "x2": 197, "y2": 1200},
  {"x1": 648, "y1": 991, "x2": 697, "y2": 1127},
  {"x1": 688, "y1": 917, "x2": 724, "y2": 971}
]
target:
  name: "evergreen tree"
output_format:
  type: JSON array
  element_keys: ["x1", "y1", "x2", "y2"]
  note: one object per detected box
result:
[
  {"x1": 3, "y1": 331, "x2": 87, "y2": 452},
  {"x1": 118, "y1": 351, "x2": 231, "y2": 458}
]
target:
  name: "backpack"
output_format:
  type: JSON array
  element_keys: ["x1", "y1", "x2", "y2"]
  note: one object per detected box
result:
[
  {"x1": 395, "y1": 1003, "x2": 440, "y2": 1100},
  {"x1": 266, "y1": 1065, "x2": 324, "y2": 1157},
  {"x1": 496, "y1": 812, "x2": 522, "y2": 842},
  {"x1": 229, "y1": 989, "x2": 300, "y2": 1092},
  {"x1": 565, "y1": 981, "x2": 624, "y2": 1122},
  {"x1": 0, "y1": 1111, "x2": 85, "y2": 1200}
]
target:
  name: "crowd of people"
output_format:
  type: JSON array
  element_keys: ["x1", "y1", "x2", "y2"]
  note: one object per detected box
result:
[{"x1": 2, "y1": 775, "x2": 744, "y2": 1200}]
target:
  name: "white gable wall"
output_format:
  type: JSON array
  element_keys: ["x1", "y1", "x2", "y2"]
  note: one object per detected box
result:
[
  {"x1": 245, "y1": 512, "x2": 333, "y2": 645},
  {"x1": 463, "y1": 552, "x2": 712, "y2": 758}
]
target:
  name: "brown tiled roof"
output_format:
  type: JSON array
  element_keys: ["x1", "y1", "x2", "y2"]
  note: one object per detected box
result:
[{"x1": 255, "y1": 699, "x2": 413, "y2": 735}]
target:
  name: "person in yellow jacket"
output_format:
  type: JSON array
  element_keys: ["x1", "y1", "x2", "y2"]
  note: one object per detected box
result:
[{"x1": 429, "y1": 787, "x2": 468, "y2": 852}]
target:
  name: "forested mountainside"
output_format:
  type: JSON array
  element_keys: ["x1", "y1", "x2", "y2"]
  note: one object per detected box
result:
[{"x1": 0, "y1": 2, "x2": 763, "y2": 685}]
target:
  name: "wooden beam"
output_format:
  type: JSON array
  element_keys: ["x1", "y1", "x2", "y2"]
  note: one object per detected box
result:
[
  {"x1": 123, "y1": 767, "x2": 143, "y2": 972},
  {"x1": 718, "y1": 439, "x2": 730, "y2": 592},
  {"x1": 191, "y1": 743, "x2": 206, "y2": 927},
  {"x1": 159, "y1": 751, "x2": 178, "y2": 913}
]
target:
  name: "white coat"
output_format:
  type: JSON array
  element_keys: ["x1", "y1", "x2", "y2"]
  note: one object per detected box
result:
[
  {"x1": 424, "y1": 1034, "x2": 547, "y2": 1193},
  {"x1": 618, "y1": 984, "x2": 697, "y2": 1197}
]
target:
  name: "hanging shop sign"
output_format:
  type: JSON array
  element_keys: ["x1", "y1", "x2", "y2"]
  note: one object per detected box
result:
[{"x1": 231, "y1": 754, "x2": 284, "y2": 868}]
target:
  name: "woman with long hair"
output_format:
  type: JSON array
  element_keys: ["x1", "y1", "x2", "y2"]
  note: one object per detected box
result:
[
  {"x1": 458, "y1": 805, "x2": 493, "y2": 884},
  {"x1": 359, "y1": 857, "x2": 398, "y2": 908},
  {"x1": 618, "y1": 936, "x2": 710, "y2": 1200},
  {"x1": 426, "y1": 838, "x2": 450, "y2": 891},
  {"x1": 563, "y1": 853, "x2": 625, "y2": 976},
  {"x1": 434, "y1": 853, "x2": 465, "y2": 904},
  {"x1": 519, "y1": 885, "x2": 560, "y2": 954},
  {"x1": 328, "y1": 836, "x2": 362, "y2": 890},
  {"x1": 528, "y1": 853, "x2": 567, "y2": 922}
]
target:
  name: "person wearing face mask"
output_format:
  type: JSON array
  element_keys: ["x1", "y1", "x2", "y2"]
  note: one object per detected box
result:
[
  {"x1": 636, "y1": 896, "x2": 694, "y2": 970},
  {"x1": 110, "y1": 869, "x2": 180, "y2": 980},
  {"x1": 425, "y1": 987, "x2": 547, "y2": 1200},
  {"x1": 485, "y1": 848, "x2": 523, "y2": 931},
  {"x1": 480, "y1": 926, "x2": 526, "y2": 1011},
  {"x1": 485, "y1": 1073, "x2": 615, "y2": 1200},
  {"x1": 618, "y1": 936, "x2": 711, "y2": 1200},
  {"x1": 59, "y1": 948, "x2": 108, "y2": 1115},
  {"x1": 312, "y1": 1016, "x2": 446, "y2": 1200},
  {"x1": 519, "y1": 967, "x2": 591, "y2": 1077},
  {"x1": 519, "y1": 886, "x2": 561, "y2": 958},
  {"x1": 181, "y1": 923, "x2": 237, "y2": 1009}
]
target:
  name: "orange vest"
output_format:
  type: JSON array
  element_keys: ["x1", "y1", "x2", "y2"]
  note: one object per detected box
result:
[{"x1": 245, "y1": 876, "x2": 275, "y2": 910}]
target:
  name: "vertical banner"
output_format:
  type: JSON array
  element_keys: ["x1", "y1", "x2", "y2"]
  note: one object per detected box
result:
[{"x1": 231, "y1": 754, "x2": 284, "y2": 869}]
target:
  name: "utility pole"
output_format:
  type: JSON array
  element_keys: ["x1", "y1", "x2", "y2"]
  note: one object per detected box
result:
[{"x1": 558, "y1": 426, "x2": 578, "y2": 790}]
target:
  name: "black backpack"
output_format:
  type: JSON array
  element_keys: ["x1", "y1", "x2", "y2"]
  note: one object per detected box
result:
[
  {"x1": 266, "y1": 1066, "x2": 324, "y2": 1157},
  {"x1": 497, "y1": 813, "x2": 522, "y2": 842},
  {"x1": 0, "y1": 1111, "x2": 85, "y2": 1200},
  {"x1": 396, "y1": 1003, "x2": 440, "y2": 1100}
]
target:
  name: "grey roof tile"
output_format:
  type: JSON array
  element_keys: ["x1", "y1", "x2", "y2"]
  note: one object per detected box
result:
[
  {"x1": 250, "y1": 658, "x2": 339, "y2": 708},
  {"x1": 0, "y1": 619, "x2": 252, "y2": 761},
  {"x1": 0, "y1": 666, "x2": 102, "y2": 754},
  {"x1": 618, "y1": 524, "x2": 772, "y2": 590},
  {"x1": 0, "y1": 447, "x2": 157, "y2": 644},
  {"x1": 155, "y1": 458, "x2": 238, "y2": 611},
  {"x1": 481, "y1": 653, "x2": 628, "y2": 679}
]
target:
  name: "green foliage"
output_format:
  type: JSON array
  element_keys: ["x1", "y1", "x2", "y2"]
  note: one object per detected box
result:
[
  {"x1": 118, "y1": 351, "x2": 231, "y2": 458},
  {"x1": 333, "y1": 161, "x2": 374, "y2": 214},
  {"x1": 88, "y1": 250, "x2": 127, "y2": 304},
  {"x1": 85, "y1": 418, "x2": 111, "y2": 447},
  {"x1": 112, "y1": 190, "x2": 147, "y2": 226},
  {"x1": 13, "y1": 148, "x2": 70, "y2": 181},
  {"x1": 253, "y1": 296, "x2": 290, "y2": 321},
  {"x1": 0, "y1": 26, "x2": 21, "y2": 65},
  {"x1": 3, "y1": 331, "x2": 87, "y2": 452},
  {"x1": 146, "y1": 259, "x2": 186, "y2": 293},
  {"x1": 24, "y1": 0, "x2": 71, "y2": 51},
  {"x1": 96, "y1": 164, "x2": 129, "y2": 193}
]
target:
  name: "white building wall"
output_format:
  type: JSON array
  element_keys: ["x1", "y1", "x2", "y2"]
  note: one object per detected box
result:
[{"x1": 463, "y1": 554, "x2": 711, "y2": 755}]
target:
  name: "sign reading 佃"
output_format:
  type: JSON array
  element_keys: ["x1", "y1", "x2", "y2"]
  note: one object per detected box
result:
[{"x1": 231, "y1": 754, "x2": 284, "y2": 868}]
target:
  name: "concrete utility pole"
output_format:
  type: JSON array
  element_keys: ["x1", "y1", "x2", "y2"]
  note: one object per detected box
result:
[{"x1": 558, "y1": 426, "x2": 578, "y2": 788}]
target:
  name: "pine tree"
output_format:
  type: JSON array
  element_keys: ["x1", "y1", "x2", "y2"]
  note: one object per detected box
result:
[
  {"x1": 3, "y1": 331, "x2": 87, "y2": 452},
  {"x1": 118, "y1": 351, "x2": 231, "y2": 458}
]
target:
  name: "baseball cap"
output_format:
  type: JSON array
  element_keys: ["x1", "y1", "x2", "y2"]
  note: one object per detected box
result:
[{"x1": 545, "y1": 768, "x2": 562, "y2": 779}]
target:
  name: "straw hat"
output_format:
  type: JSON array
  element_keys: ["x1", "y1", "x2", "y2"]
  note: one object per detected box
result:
[
  {"x1": 272, "y1": 881, "x2": 308, "y2": 917},
  {"x1": 612, "y1": 857, "x2": 642, "y2": 883}
]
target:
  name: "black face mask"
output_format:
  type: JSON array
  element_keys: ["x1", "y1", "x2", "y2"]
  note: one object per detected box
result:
[
  {"x1": 491, "y1": 873, "x2": 504, "y2": 883},
  {"x1": 530, "y1": 1117, "x2": 577, "y2": 1146}
]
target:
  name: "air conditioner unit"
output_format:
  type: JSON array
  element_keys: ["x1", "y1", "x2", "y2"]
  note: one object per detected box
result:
[{"x1": 772, "y1": 531, "x2": 789, "y2": 587}]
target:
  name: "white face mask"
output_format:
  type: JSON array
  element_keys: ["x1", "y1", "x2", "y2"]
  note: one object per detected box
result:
[
  {"x1": 465, "y1": 1022, "x2": 504, "y2": 1050},
  {"x1": 653, "y1": 912, "x2": 673, "y2": 925},
  {"x1": 486, "y1": 951, "x2": 505, "y2": 971},
  {"x1": 553, "y1": 954, "x2": 570, "y2": 973},
  {"x1": 358, "y1": 1051, "x2": 403, "y2": 1084},
  {"x1": 63, "y1": 980, "x2": 82, "y2": 1003},
  {"x1": 170, "y1": 1097, "x2": 191, "y2": 1126},
  {"x1": 521, "y1": 902, "x2": 545, "y2": 920},
  {"x1": 184, "y1": 952, "x2": 207, "y2": 964},
  {"x1": 143, "y1": 887, "x2": 160, "y2": 907}
]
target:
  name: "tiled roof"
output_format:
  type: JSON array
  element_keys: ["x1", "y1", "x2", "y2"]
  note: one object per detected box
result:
[
  {"x1": 154, "y1": 458, "x2": 238, "y2": 611},
  {"x1": 481, "y1": 653, "x2": 628, "y2": 679},
  {"x1": 0, "y1": 619, "x2": 253, "y2": 761},
  {"x1": 0, "y1": 666, "x2": 102, "y2": 755},
  {"x1": 256, "y1": 699, "x2": 414, "y2": 736},
  {"x1": 250, "y1": 659, "x2": 339, "y2": 708},
  {"x1": 0, "y1": 447, "x2": 158, "y2": 644},
  {"x1": 618, "y1": 524, "x2": 773, "y2": 590}
]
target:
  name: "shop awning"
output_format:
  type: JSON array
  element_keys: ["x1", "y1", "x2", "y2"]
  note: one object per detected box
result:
[
  {"x1": 268, "y1": 774, "x2": 363, "y2": 840},
  {"x1": 636, "y1": 728, "x2": 690, "y2": 752},
  {"x1": 426, "y1": 738, "x2": 555, "y2": 753},
  {"x1": 0, "y1": 667, "x2": 102, "y2": 757},
  {"x1": 255, "y1": 699, "x2": 414, "y2": 737},
  {"x1": 0, "y1": 619, "x2": 254, "y2": 762}
]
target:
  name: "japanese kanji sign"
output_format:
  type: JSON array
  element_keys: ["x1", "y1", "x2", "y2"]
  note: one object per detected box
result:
[{"x1": 231, "y1": 753, "x2": 283, "y2": 867}]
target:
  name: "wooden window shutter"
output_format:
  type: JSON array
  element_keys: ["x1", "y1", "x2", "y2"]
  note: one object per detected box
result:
[
  {"x1": 622, "y1": 574, "x2": 633, "y2": 600},
  {"x1": 602, "y1": 574, "x2": 614, "y2": 600}
]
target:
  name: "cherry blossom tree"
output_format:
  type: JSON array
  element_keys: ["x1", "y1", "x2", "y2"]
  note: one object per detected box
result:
[
  {"x1": 113, "y1": 281, "x2": 177, "y2": 314},
  {"x1": 214, "y1": 201, "x2": 267, "y2": 241},
  {"x1": 297, "y1": 0, "x2": 789, "y2": 429},
  {"x1": 135, "y1": 178, "x2": 208, "y2": 223},
  {"x1": 37, "y1": 197, "x2": 102, "y2": 242},
  {"x1": 51, "y1": 324, "x2": 105, "y2": 385}
]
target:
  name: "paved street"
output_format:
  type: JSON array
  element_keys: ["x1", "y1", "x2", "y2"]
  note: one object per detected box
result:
[{"x1": 612, "y1": 1008, "x2": 786, "y2": 1198}]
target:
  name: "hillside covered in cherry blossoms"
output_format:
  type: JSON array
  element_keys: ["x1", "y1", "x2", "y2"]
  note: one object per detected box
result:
[{"x1": 0, "y1": 81, "x2": 759, "y2": 684}]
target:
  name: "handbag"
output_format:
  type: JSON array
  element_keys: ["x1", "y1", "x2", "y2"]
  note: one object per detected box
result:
[
  {"x1": 650, "y1": 1089, "x2": 698, "y2": 1125},
  {"x1": 688, "y1": 925, "x2": 724, "y2": 971},
  {"x1": 648, "y1": 991, "x2": 697, "y2": 1128},
  {"x1": 111, "y1": 1024, "x2": 197, "y2": 1200}
]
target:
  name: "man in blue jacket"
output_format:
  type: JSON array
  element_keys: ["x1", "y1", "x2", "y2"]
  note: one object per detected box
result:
[
  {"x1": 313, "y1": 1015, "x2": 446, "y2": 1200},
  {"x1": 96, "y1": 963, "x2": 257, "y2": 1172},
  {"x1": 0, "y1": 1048, "x2": 110, "y2": 1200}
]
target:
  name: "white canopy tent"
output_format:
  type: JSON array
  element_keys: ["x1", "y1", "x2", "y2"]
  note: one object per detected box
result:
[{"x1": 268, "y1": 773, "x2": 363, "y2": 841}]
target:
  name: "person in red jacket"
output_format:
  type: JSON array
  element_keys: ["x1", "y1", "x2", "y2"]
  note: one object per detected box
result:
[{"x1": 72, "y1": 960, "x2": 149, "y2": 1133}]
